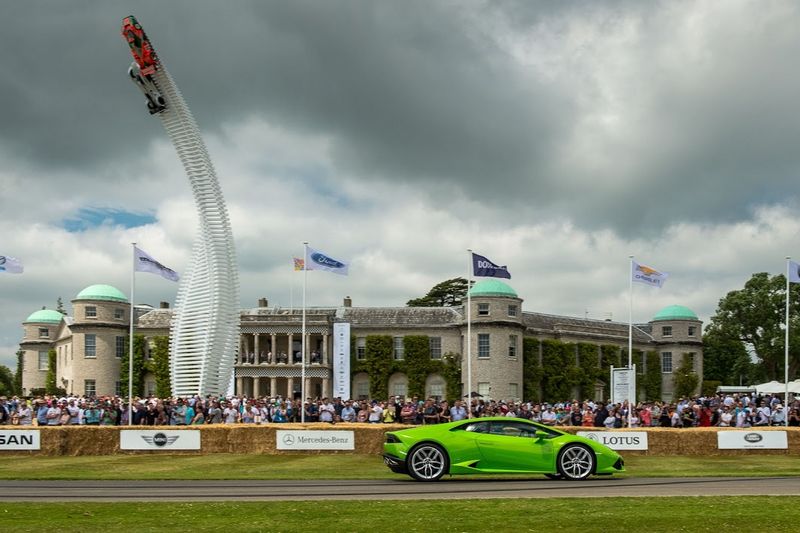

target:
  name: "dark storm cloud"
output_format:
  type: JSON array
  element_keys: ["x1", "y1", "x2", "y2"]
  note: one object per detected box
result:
[{"x1": 1, "y1": 1, "x2": 800, "y2": 234}]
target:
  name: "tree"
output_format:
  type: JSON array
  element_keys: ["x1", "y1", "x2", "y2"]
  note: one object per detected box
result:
[
  {"x1": 45, "y1": 348, "x2": 57, "y2": 395},
  {"x1": 706, "y1": 272, "x2": 800, "y2": 381},
  {"x1": 702, "y1": 326, "x2": 756, "y2": 385},
  {"x1": 14, "y1": 349, "x2": 23, "y2": 394},
  {"x1": 0, "y1": 365, "x2": 15, "y2": 396},
  {"x1": 120, "y1": 334, "x2": 147, "y2": 397},
  {"x1": 56, "y1": 297, "x2": 66, "y2": 315},
  {"x1": 407, "y1": 277, "x2": 471, "y2": 307},
  {"x1": 673, "y1": 354, "x2": 700, "y2": 399}
]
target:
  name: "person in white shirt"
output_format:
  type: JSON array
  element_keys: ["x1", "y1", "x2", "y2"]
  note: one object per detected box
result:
[
  {"x1": 541, "y1": 407, "x2": 557, "y2": 426},
  {"x1": 718, "y1": 407, "x2": 733, "y2": 427},
  {"x1": 368, "y1": 402, "x2": 383, "y2": 423},
  {"x1": 450, "y1": 400, "x2": 467, "y2": 421},
  {"x1": 319, "y1": 399, "x2": 335, "y2": 423}
]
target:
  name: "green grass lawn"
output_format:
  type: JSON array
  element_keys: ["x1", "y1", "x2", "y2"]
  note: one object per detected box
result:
[
  {"x1": 0, "y1": 453, "x2": 798, "y2": 480},
  {"x1": 2, "y1": 498, "x2": 800, "y2": 532}
]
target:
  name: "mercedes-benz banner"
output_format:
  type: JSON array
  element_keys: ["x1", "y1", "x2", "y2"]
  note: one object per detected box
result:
[
  {"x1": 120, "y1": 430, "x2": 201, "y2": 450},
  {"x1": 277, "y1": 430, "x2": 355, "y2": 450}
]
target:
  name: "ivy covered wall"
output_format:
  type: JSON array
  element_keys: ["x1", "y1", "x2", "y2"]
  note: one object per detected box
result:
[{"x1": 351, "y1": 335, "x2": 461, "y2": 401}]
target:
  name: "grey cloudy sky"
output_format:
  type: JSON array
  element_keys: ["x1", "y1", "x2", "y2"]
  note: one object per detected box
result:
[{"x1": 2, "y1": 1, "x2": 800, "y2": 370}]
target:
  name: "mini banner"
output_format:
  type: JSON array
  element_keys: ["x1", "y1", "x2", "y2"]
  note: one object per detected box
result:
[
  {"x1": 332, "y1": 322, "x2": 351, "y2": 400},
  {"x1": 717, "y1": 430, "x2": 788, "y2": 450},
  {"x1": 276, "y1": 430, "x2": 355, "y2": 450},
  {"x1": 120, "y1": 430, "x2": 201, "y2": 450},
  {"x1": 577, "y1": 431, "x2": 649, "y2": 451},
  {"x1": 0, "y1": 430, "x2": 40, "y2": 450}
]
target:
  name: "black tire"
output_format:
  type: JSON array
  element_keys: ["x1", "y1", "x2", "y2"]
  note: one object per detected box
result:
[
  {"x1": 407, "y1": 443, "x2": 449, "y2": 482},
  {"x1": 544, "y1": 473, "x2": 563, "y2": 480},
  {"x1": 556, "y1": 444, "x2": 595, "y2": 481}
]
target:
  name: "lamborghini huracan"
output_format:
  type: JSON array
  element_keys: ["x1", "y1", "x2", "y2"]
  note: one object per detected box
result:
[{"x1": 383, "y1": 417, "x2": 625, "y2": 481}]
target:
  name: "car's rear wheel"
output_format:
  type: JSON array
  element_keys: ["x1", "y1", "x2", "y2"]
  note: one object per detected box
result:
[
  {"x1": 556, "y1": 444, "x2": 595, "y2": 481},
  {"x1": 407, "y1": 443, "x2": 448, "y2": 482}
]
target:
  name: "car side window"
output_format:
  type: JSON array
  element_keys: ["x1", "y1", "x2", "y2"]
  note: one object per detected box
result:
[
  {"x1": 489, "y1": 421, "x2": 548, "y2": 438},
  {"x1": 460, "y1": 422, "x2": 490, "y2": 433}
]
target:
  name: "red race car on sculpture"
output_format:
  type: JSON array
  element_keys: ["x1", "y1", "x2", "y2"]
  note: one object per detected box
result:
[
  {"x1": 122, "y1": 15, "x2": 158, "y2": 75},
  {"x1": 122, "y1": 15, "x2": 166, "y2": 115}
]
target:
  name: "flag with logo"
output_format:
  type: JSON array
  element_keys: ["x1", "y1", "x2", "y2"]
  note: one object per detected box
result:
[
  {"x1": 472, "y1": 252, "x2": 511, "y2": 279},
  {"x1": 306, "y1": 246, "x2": 349, "y2": 276},
  {"x1": 0, "y1": 255, "x2": 23, "y2": 273},
  {"x1": 293, "y1": 257, "x2": 305, "y2": 271},
  {"x1": 789, "y1": 260, "x2": 800, "y2": 284},
  {"x1": 631, "y1": 261, "x2": 668, "y2": 287},
  {"x1": 134, "y1": 246, "x2": 180, "y2": 282}
]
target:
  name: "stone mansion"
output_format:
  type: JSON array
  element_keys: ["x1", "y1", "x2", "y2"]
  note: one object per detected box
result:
[{"x1": 20, "y1": 280, "x2": 703, "y2": 402}]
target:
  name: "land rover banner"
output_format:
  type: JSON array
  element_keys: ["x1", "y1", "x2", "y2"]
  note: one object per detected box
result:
[
  {"x1": 577, "y1": 431, "x2": 648, "y2": 451},
  {"x1": 333, "y1": 322, "x2": 351, "y2": 400},
  {"x1": 717, "y1": 430, "x2": 787, "y2": 450},
  {"x1": 120, "y1": 430, "x2": 201, "y2": 450},
  {"x1": 0, "y1": 430, "x2": 40, "y2": 450}
]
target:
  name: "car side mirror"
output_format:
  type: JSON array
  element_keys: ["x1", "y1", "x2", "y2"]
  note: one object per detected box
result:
[{"x1": 534, "y1": 430, "x2": 549, "y2": 440}]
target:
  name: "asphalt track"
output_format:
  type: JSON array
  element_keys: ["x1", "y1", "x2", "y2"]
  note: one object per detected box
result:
[{"x1": 4, "y1": 477, "x2": 800, "y2": 501}]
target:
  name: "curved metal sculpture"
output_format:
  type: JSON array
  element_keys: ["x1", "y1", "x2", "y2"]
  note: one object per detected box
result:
[{"x1": 122, "y1": 16, "x2": 239, "y2": 397}]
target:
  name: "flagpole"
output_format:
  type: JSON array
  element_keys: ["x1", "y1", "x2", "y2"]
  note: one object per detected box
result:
[
  {"x1": 786, "y1": 256, "x2": 791, "y2": 426},
  {"x1": 628, "y1": 255, "x2": 634, "y2": 428},
  {"x1": 467, "y1": 249, "x2": 472, "y2": 418},
  {"x1": 128, "y1": 242, "x2": 136, "y2": 426},
  {"x1": 301, "y1": 241, "x2": 308, "y2": 423}
]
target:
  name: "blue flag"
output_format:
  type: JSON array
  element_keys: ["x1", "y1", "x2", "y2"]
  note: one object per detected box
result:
[{"x1": 472, "y1": 252, "x2": 511, "y2": 279}]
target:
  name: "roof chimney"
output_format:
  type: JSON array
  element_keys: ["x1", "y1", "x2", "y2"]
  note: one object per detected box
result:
[
  {"x1": 343, "y1": 296, "x2": 352, "y2": 308},
  {"x1": 159, "y1": 301, "x2": 170, "y2": 309},
  {"x1": 258, "y1": 298, "x2": 268, "y2": 308}
]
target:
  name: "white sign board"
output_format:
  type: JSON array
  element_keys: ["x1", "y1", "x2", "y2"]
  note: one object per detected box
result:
[
  {"x1": 333, "y1": 322, "x2": 351, "y2": 400},
  {"x1": 577, "y1": 431, "x2": 649, "y2": 450},
  {"x1": 611, "y1": 367, "x2": 635, "y2": 405},
  {"x1": 0, "y1": 430, "x2": 40, "y2": 450},
  {"x1": 120, "y1": 430, "x2": 201, "y2": 450},
  {"x1": 717, "y1": 431, "x2": 788, "y2": 450},
  {"x1": 277, "y1": 430, "x2": 355, "y2": 450}
]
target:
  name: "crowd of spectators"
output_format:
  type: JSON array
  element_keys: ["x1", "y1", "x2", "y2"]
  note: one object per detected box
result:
[{"x1": 1, "y1": 392, "x2": 798, "y2": 428}]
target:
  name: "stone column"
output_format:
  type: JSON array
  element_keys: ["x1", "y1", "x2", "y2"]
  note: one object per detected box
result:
[
  {"x1": 322, "y1": 377, "x2": 330, "y2": 399},
  {"x1": 236, "y1": 377, "x2": 243, "y2": 395},
  {"x1": 322, "y1": 333, "x2": 329, "y2": 365},
  {"x1": 270, "y1": 377, "x2": 277, "y2": 397},
  {"x1": 270, "y1": 334, "x2": 277, "y2": 361},
  {"x1": 253, "y1": 377, "x2": 261, "y2": 398},
  {"x1": 305, "y1": 377, "x2": 312, "y2": 399},
  {"x1": 254, "y1": 333, "x2": 261, "y2": 362},
  {"x1": 287, "y1": 377, "x2": 295, "y2": 399},
  {"x1": 287, "y1": 333, "x2": 294, "y2": 363}
]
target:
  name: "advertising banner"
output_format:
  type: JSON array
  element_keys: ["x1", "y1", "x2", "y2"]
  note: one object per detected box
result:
[
  {"x1": 276, "y1": 430, "x2": 355, "y2": 450},
  {"x1": 333, "y1": 322, "x2": 351, "y2": 400},
  {"x1": 0, "y1": 430, "x2": 40, "y2": 450},
  {"x1": 577, "y1": 431, "x2": 649, "y2": 450},
  {"x1": 120, "y1": 430, "x2": 201, "y2": 450},
  {"x1": 611, "y1": 367, "x2": 635, "y2": 405},
  {"x1": 717, "y1": 431, "x2": 788, "y2": 450}
]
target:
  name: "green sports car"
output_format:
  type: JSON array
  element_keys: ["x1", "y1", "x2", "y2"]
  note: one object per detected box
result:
[{"x1": 383, "y1": 417, "x2": 625, "y2": 481}]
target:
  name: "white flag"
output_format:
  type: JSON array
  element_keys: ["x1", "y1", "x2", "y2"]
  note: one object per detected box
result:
[
  {"x1": 631, "y1": 261, "x2": 668, "y2": 288},
  {"x1": 306, "y1": 246, "x2": 349, "y2": 276},
  {"x1": 789, "y1": 260, "x2": 800, "y2": 284},
  {"x1": 134, "y1": 246, "x2": 180, "y2": 282},
  {"x1": 0, "y1": 255, "x2": 23, "y2": 274}
]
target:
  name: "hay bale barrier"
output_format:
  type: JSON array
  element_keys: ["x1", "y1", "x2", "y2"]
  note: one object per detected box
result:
[{"x1": 2, "y1": 425, "x2": 800, "y2": 456}]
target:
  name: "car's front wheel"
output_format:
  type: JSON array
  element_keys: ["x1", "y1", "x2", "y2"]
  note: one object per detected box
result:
[
  {"x1": 556, "y1": 444, "x2": 595, "y2": 481},
  {"x1": 407, "y1": 443, "x2": 449, "y2": 482}
]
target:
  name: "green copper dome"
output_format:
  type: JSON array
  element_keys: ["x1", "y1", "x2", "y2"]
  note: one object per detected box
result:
[
  {"x1": 468, "y1": 279, "x2": 518, "y2": 298},
  {"x1": 24, "y1": 309, "x2": 64, "y2": 324},
  {"x1": 75, "y1": 284, "x2": 129, "y2": 303},
  {"x1": 652, "y1": 304, "x2": 698, "y2": 322}
]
